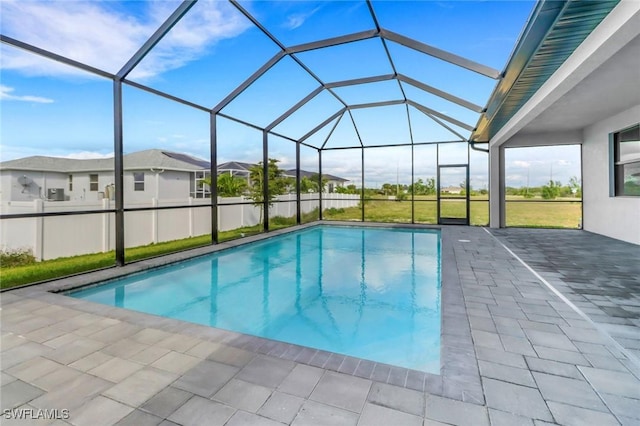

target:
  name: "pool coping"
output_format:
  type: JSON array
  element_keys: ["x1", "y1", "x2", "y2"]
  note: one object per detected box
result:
[{"x1": 6, "y1": 221, "x2": 482, "y2": 402}]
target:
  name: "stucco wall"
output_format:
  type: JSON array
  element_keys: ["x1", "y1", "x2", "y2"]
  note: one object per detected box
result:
[
  {"x1": 69, "y1": 172, "x2": 115, "y2": 201},
  {"x1": 582, "y1": 104, "x2": 640, "y2": 245},
  {"x1": 0, "y1": 171, "x2": 68, "y2": 201}
]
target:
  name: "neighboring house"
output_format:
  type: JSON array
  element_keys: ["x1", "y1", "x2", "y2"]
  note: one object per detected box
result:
[
  {"x1": 441, "y1": 186, "x2": 463, "y2": 194},
  {"x1": 0, "y1": 150, "x2": 349, "y2": 203},
  {"x1": 217, "y1": 161, "x2": 254, "y2": 180},
  {"x1": 0, "y1": 149, "x2": 211, "y2": 203},
  {"x1": 285, "y1": 169, "x2": 348, "y2": 193},
  {"x1": 215, "y1": 162, "x2": 349, "y2": 193}
]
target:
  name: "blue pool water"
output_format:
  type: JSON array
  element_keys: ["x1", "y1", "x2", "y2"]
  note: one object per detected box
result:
[{"x1": 69, "y1": 226, "x2": 441, "y2": 372}]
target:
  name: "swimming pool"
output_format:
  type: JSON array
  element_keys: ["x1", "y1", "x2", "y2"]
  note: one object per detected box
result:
[{"x1": 69, "y1": 225, "x2": 442, "y2": 372}]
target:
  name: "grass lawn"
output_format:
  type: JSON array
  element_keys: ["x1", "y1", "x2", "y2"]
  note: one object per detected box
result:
[
  {"x1": 1, "y1": 200, "x2": 580, "y2": 289},
  {"x1": 324, "y1": 197, "x2": 491, "y2": 225},
  {"x1": 505, "y1": 201, "x2": 582, "y2": 228},
  {"x1": 0, "y1": 210, "x2": 323, "y2": 289},
  {"x1": 324, "y1": 196, "x2": 580, "y2": 228},
  {"x1": 2, "y1": 227, "x2": 258, "y2": 289}
]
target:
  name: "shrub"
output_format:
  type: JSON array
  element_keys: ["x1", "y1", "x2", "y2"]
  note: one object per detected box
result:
[
  {"x1": 270, "y1": 215, "x2": 296, "y2": 226},
  {"x1": 0, "y1": 248, "x2": 37, "y2": 267},
  {"x1": 325, "y1": 208, "x2": 345, "y2": 214},
  {"x1": 541, "y1": 180, "x2": 561, "y2": 199}
]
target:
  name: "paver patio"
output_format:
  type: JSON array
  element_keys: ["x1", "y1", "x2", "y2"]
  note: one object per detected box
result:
[{"x1": 1, "y1": 225, "x2": 639, "y2": 425}]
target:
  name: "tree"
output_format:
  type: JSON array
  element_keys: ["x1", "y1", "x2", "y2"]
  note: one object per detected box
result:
[
  {"x1": 381, "y1": 183, "x2": 394, "y2": 196},
  {"x1": 205, "y1": 173, "x2": 246, "y2": 197},
  {"x1": 541, "y1": 180, "x2": 561, "y2": 199},
  {"x1": 409, "y1": 178, "x2": 435, "y2": 196},
  {"x1": 423, "y1": 177, "x2": 436, "y2": 195},
  {"x1": 336, "y1": 184, "x2": 358, "y2": 194},
  {"x1": 300, "y1": 173, "x2": 327, "y2": 193},
  {"x1": 410, "y1": 178, "x2": 425, "y2": 195},
  {"x1": 569, "y1": 176, "x2": 582, "y2": 198},
  {"x1": 300, "y1": 176, "x2": 315, "y2": 193},
  {"x1": 247, "y1": 158, "x2": 288, "y2": 222}
]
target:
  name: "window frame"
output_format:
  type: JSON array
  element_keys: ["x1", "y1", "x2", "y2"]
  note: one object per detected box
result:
[
  {"x1": 190, "y1": 171, "x2": 210, "y2": 198},
  {"x1": 133, "y1": 172, "x2": 145, "y2": 192},
  {"x1": 89, "y1": 174, "x2": 98, "y2": 192},
  {"x1": 611, "y1": 123, "x2": 640, "y2": 197},
  {"x1": 68, "y1": 174, "x2": 73, "y2": 192}
]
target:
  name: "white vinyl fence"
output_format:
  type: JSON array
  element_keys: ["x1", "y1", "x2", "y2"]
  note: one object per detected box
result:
[{"x1": 0, "y1": 193, "x2": 359, "y2": 260}]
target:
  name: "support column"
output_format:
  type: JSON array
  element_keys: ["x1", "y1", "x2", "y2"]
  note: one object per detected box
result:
[
  {"x1": 361, "y1": 147, "x2": 365, "y2": 222},
  {"x1": 296, "y1": 141, "x2": 301, "y2": 225},
  {"x1": 318, "y1": 150, "x2": 323, "y2": 220},
  {"x1": 489, "y1": 143, "x2": 505, "y2": 228},
  {"x1": 262, "y1": 130, "x2": 269, "y2": 232},
  {"x1": 211, "y1": 114, "x2": 218, "y2": 244},
  {"x1": 113, "y1": 80, "x2": 125, "y2": 265}
]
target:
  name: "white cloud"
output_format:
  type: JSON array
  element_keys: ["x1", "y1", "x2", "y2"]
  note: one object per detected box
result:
[
  {"x1": 284, "y1": 6, "x2": 322, "y2": 30},
  {"x1": 0, "y1": 85, "x2": 53, "y2": 103},
  {"x1": 513, "y1": 160, "x2": 531, "y2": 168},
  {"x1": 0, "y1": 0, "x2": 250, "y2": 79}
]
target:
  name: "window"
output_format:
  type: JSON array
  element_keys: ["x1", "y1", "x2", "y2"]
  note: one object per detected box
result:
[
  {"x1": 68, "y1": 174, "x2": 73, "y2": 191},
  {"x1": 613, "y1": 124, "x2": 640, "y2": 196},
  {"x1": 89, "y1": 174, "x2": 98, "y2": 191},
  {"x1": 190, "y1": 171, "x2": 210, "y2": 198},
  {"x1": 133, "y1": 172, "x2": 145, "y2": 191}
]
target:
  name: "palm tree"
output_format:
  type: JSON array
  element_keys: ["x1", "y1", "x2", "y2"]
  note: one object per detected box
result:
[{"x1": 203, "y1": 173, "x2": 246, "y2": 197}]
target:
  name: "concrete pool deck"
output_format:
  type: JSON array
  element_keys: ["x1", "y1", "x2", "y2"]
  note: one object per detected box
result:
[{"x1": 1, "y1": 224, "x2": 639, "y2": 425}]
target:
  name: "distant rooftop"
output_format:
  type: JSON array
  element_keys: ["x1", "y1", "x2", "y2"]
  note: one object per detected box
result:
[{"x1": 0, "y1": 150, "x2": 348, "y2": 182}]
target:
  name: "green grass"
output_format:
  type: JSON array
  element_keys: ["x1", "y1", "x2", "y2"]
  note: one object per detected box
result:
[
  {"x1": 1, "y1": 235, "x2": 216, "y2": 290},
  {"x1": 269, "y1": 208, "x2": 320, "y2": 230},
  {"x1": 323, "y1": 199, "x2": 491, "y2": 225},
  {"x1": 505, "y1": 201, "x2": 582, "y2": 228},
  {"x1": 0, "y1": 209, "x2": 323, "y2": 289},
  {"x1": 323, "y1": 196, "x2": 580, "y2": 228},
  {"x1": 1, "y1": 200, "x2": 580, "y2": 289},
  {"x1": 1, "y1": 252, "x2": 115, "y2": 290}
]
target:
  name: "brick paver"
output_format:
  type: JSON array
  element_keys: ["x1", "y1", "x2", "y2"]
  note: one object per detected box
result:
[{"x1": 2, "y1": 224, "x2": 639, "y2": 425}]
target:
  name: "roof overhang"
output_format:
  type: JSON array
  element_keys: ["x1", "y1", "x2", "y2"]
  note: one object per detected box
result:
[
  {"x1": 471, "y1": 0, "x2": 636, "y2": 146},
  {"x1": 490, "y1": 0, "x2": 640, "y2": 147}
]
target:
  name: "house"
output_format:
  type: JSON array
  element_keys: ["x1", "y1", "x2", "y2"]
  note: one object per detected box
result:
[
  {"x1": 285, "y1": 169, "x2": 348, "y2": 193},
  {"x1": 441, "y1": 186, "x2": 463, "y2": 195},
  {"x1": 215, "y1": 162, "x2": 349, "y2": 193},
  {"x1": 0, "y1": 150, "x2": 349, "y2": 203},
  {"x1": 217, "y1": 161, "x2": 253, "y2": 180},
  {"x1": 0, "y1": 149, "x2": 211, "y2": 203}
]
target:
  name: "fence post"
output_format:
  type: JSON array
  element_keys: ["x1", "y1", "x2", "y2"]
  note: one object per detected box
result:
[
  {"x1": 241, "y1": 200, "x2": 245, "y2": 228},
  {"x1": 152, "y1": 198, "x2": 158, "y2": 244},
  {"x1": 102, "y1": 198, "x2": 110, "y2": 252},
  {"x1": 188, "y1": 197, "x2": 194, "y2": 237},
  {"x1": 34, "y1": 199, "x2": 44, "y2": 261}
]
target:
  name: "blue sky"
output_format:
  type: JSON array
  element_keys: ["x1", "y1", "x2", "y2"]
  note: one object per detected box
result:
[{"x1": 0, "y1": 0, "x2": 579, "y2": 187}]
